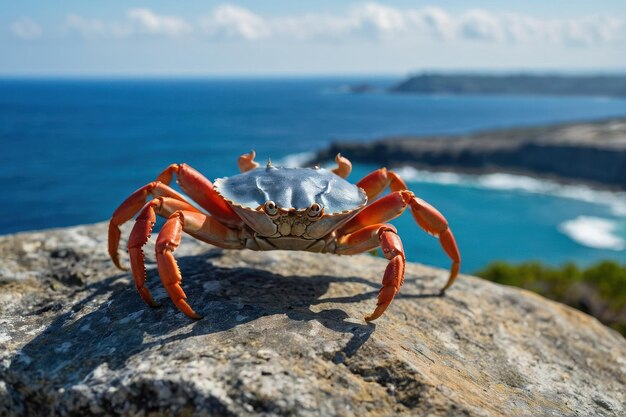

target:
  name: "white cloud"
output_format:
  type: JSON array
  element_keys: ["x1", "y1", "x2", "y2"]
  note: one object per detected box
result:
[
  {"x1": 58, "y1": 3, "x2": 625, "y2": 47},
  {"x1": 459, "y1": 10, "x2": 504, "y2": 42},
  {"x1": 127, "y1": 8, "x2": 192, "y2": 37},
  {"x1": 10, "y1": 17, "x2": 42, "y2": 40},
  {"x1": 407, "y1": 7, "x2": 455, "y2": 41},
  {"x1": 64, "y1": 9, "x2": 190, "y2": 38},
  {"x1": 199, "y1": 3, "x2": 624, "y2": 47},
  {"x1": 352, "y1": 3, "x2": 406, "y2": 38},
  {"x1": 200, "y1": 4, "x2": 270, "y2": 40}
]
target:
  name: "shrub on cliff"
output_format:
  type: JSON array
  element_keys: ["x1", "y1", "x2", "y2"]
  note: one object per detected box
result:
[{"x1": 476, "y1": 260, "x2": 626, "y2": 335}]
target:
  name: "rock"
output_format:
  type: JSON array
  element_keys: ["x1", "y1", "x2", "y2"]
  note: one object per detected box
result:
[
  {"x1": 0, "y1": 222, "x2": 625, "y2": 417},
  {"x1": 315, "y1": 118, "x2": 626, "y2": 190}
]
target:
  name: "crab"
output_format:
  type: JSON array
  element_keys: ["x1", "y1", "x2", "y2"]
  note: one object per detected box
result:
[{"x1": 108, "y1": 151, "x2": 461, "y2": 321}]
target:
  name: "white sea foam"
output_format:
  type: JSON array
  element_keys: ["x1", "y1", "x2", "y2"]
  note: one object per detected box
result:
[
  {"x1": 558, "y1": 216, "x2": 626, "y2": 251},
  {"x1": 393, "y1": 166, "x2": 626, "y2": 217},
  {"x1": 276, "y1": 152, "x2": 316, "y2": 168}
]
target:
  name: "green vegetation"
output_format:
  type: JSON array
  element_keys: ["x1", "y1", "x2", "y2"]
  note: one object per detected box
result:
[{"x1": 475, "y1": 260, "x2": 626, "y2": 336}]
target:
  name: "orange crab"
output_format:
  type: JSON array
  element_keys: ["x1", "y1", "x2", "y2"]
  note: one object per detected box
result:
[{"x1": 108, "y1": 152, "x2": 461, "y2": 321}]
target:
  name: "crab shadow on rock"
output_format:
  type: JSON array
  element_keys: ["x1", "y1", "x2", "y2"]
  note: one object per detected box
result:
[{"x1": 8, "y1": 249, "x2": 440, "y2": 392}]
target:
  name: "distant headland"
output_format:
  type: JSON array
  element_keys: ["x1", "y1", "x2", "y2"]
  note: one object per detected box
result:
[
  {"x1": 314, "y1": 118, "x2": 626, "y2": 190},
  {"x1": 388, "y1": 73, "x2": 626, "y2": 97}
]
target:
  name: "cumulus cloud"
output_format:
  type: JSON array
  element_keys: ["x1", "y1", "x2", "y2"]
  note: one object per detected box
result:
[
  {"x1": 352, "y1": 3, "x2": 407, "y2": 38},
  {"x1": 10, "y1": 17, "x2": 43, "y2": 40},
  {"x1": 196, "y1": 3, "x2": 624, "y2": 46},
  {"x1": 58, "y1": 3, "x2": 625, "y2": 46},
  {"x1": 64, "y1": 9, "x2": 189, "y2": 38},
  {"x1": 458, "y1": 10, "x2": 505, "y2": 42},
  {"x1": 127, "y1": 8, "x2": 192, "y2": 37},
  {"x1": 200, "y1": 4, "x2": 270, "y2": 40},
  {"x1": 406, "y1": 7, "x2": 456, "y2": 41}
]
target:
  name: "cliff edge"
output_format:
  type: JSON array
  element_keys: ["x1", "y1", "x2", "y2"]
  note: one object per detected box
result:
[
  {"x1": 316, "y1": 118, "x2": 626, "y2": 190},
  {"x1": 1, "y1": 223, "x2": 624, "y2": 416}
]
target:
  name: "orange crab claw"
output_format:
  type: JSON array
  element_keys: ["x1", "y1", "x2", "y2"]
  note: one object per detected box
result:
[
  {"x1": 337, "y1": 224, "x2": 406, "y2": 321},
  {"x1": 128, "y1": 200, "x2": 160, "y2": 307},
  {"x1": 155, "y1": 212, "x2": 203, "y2": 319},
  {"x1": 108, "y1": 181, "x2": 191, "y2": 270},
  {"x1": 153, "y1": 209, "x2": 242, "y2": 319},
  {"x1": 365, "y1": 229, "x2": 405, "y2": 322},
  {"x1": 127, "y1": 197, "x2": 201, "y2": 308}
]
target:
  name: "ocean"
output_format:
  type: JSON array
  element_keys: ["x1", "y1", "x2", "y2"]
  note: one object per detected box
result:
[{"x1": 1, "y1": 77, "x2": 625, "y2": 272}]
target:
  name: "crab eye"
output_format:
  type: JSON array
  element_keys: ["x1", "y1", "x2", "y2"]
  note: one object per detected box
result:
[
  {"x1": 308, "y1": 203, "x2": 323, "y2": 217},
  {"x1": 264, "y1": 201, "x2": 278, "y2": 215}
]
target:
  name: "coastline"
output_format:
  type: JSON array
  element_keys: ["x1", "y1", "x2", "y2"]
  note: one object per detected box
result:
[
  {"x1": 314, "y1": 118, "x2": 626, "y2": 191},
  {"x1": 389, "y1": 73, "x2": 626, "y2": 97}
]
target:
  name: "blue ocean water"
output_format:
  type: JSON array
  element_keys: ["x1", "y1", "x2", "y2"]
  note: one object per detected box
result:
[{"x1": 1, "y1": 77, "x2": 625, "y2": 272}]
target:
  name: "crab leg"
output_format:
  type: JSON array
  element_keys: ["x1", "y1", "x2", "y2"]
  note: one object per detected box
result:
[
  {"x1": 156, "y1": 163, "x2": 243, "y2": 227},
  {"x1": 155, "y1": 210, "x2": 242, "y2": 319},
  {"x1": 340, "y1": 190, "x2": 461, "y2": 293},
  {"x1": 109, "y1": 181, "x2": 194, "y2": 270},
  {"x1": 238, "y1": 150, "x2": 260, "y2": 172},
  {"x1": 356, "y1": 168, "x2": 407, "y2": 201},
  {"x1": 128, "y1": 197, "x2": 202, "y2": 307},
  {"x1": 336, "y1": 223, "x2": 397, "y2": 255},
  {"x1": 331, "y1": 153, "x2": 352, "y2": 178},
  {"x1": 336, "y1": 224, "x2": 405, "y2": 321}
]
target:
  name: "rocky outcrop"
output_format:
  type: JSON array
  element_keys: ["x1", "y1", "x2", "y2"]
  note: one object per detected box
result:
[
  {"x1": 316, "y1": 119, "x2": 626, "y2": 190},
  {"x1": 389, "y1": 73, "x2": 626, "y2": 97},
  {"x1": 1, "y1": 223, "x2": 625, "y2": 416}
]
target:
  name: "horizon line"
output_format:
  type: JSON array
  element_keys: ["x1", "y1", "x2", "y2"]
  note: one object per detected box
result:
[{"x1": 2, "y1": 69, "x2": 626, "y2": 80}]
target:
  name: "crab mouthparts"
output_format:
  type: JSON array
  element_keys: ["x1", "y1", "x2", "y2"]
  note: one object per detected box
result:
[{"x1": 270, "y1": 209, "x2": 317, "y2": 237}]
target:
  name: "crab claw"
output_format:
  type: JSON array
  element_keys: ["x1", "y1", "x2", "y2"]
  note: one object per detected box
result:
[
  {"x1": 365, "y1": 228, "x2": 405, "y2": 322},
  {"x1": 156, "y1": 212, "x2": 204, "y2": 320}
]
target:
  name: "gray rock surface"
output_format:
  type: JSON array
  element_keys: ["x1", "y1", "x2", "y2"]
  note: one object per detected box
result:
[{"x1": 1, "y1": 222, "x2": 625, "y2": 416}]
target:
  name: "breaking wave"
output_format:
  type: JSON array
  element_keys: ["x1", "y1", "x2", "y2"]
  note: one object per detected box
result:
[
  {"x1": 393, "y1": 166, "x2": 626, "y2": 217},
  {"x1": 272, "y1": 157, "x2": 626, "y2": 251},
  {"x1": 558, "y1": 216, "x2": 626, "y2": 251}
]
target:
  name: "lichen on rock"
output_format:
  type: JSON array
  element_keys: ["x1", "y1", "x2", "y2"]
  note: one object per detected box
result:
[{"x1": 0, "y1": 222, "x2": 624, "y2": 416}]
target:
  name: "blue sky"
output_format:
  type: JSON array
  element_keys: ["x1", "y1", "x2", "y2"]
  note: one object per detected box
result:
[{"x1": 3, "y1": 1, "x2": 626, "y2": 76}]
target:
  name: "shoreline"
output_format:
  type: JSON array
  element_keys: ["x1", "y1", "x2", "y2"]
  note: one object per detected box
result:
[{"x1": 313, "y1": 118, "x2": 626, "y2": 191}]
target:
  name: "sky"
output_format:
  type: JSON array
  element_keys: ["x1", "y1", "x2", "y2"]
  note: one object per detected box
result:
[{"x1": 2, "y1": 1, "x2": 626, "y2": 76}]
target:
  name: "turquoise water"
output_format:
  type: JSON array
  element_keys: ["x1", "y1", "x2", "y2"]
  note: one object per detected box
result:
[{"x1": 1, "y1": 78, "x2": 625, "y2": 271}]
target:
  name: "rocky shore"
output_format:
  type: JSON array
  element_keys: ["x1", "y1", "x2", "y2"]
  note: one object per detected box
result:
[
  {"x1": 315, "y1": 118, "x2": 626, "y2": 190},
  {"x1": 1, "y1": 222, "x2": 625, "y2": 416}
]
